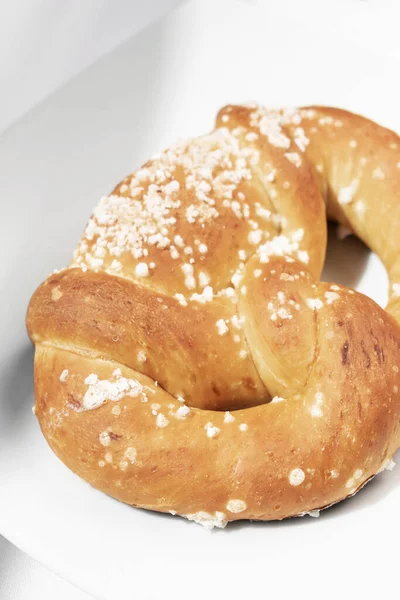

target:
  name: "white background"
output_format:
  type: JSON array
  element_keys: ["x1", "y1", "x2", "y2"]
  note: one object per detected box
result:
[
  {"x1": 0, "y1": 0, "x2": 184, "y2": 134},
  {"x1": 1, "y1": 0, "x2": 400, "y2": 135},
  {"x1": 1, "y1": 0, "x2": 400, "y2": 598}
]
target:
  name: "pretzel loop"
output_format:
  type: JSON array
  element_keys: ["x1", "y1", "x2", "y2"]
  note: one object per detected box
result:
[{"x1": 27, "y1": 105, "x2": 400, "y2": 527}]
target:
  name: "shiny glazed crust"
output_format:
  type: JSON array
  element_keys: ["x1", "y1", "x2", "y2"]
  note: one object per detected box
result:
[{"x1": 27, "y1": 105, "x2": 400, "y2": 528}]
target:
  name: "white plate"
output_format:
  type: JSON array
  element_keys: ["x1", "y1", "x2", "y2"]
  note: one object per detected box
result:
[{"x1": 1, "y1": 1, "x2": 400, "y2": 598}]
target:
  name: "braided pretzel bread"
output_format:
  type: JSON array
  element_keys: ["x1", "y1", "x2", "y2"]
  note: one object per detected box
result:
[{"x1": 27, "y1": 105, "x2": 400, "y2": 528}]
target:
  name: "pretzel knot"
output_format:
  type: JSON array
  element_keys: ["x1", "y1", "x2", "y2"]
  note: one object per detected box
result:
[{"x1": 27, "y1": 105, "x2": 400, "y2": 528}]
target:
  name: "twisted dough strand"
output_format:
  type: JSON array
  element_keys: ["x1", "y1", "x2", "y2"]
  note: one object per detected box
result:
[{"x1": 27, "y1": 105, "x2": 400, "y2": 527}]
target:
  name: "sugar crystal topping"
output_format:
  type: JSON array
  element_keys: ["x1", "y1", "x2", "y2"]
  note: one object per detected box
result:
[
  {"x1": 59, "y1": 369, "x2": 69, "y2": 382},
  {"x1": 226, "y1": 499, "x2": 247, "y2": 513},
  {"x1": 83, "y1": 371, "x2": 144, "y2": 410},
  {"x1": 289, "y1": 468, "x2": 305, "y2": 486},
  {"x1": 184, "y1": 511, "x2": 227, "y2": 529},
  {"x1": 72, "y1": 127, "x2": 263, "y2": 289},
  {"x1": 71, "y1": 107, "x2": 314, "y2": 295}
]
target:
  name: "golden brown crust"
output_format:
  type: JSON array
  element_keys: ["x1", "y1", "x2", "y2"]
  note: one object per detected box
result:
[
  {"x1": 283, "y1": 106, "x2": 400, "y2": 320},
  {"x1": 27, "y1": 104, "x2": 400, "y2": 527},
  {"x1": 27, "y1": 268, "x2": 267, "y2": 411}
]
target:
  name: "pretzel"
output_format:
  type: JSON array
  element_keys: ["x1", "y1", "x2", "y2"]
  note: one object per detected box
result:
[{"x1": 27, "y1": 105, "x2": 400, "y2": 528}]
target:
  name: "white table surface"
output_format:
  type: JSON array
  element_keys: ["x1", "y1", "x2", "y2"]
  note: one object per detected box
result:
[
  {"x1": 0, "y1": 537, "x2": 93, "y2": 599},
  {"x1": 2, "y1": 0, "x2": 400, "y2": 598}
]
